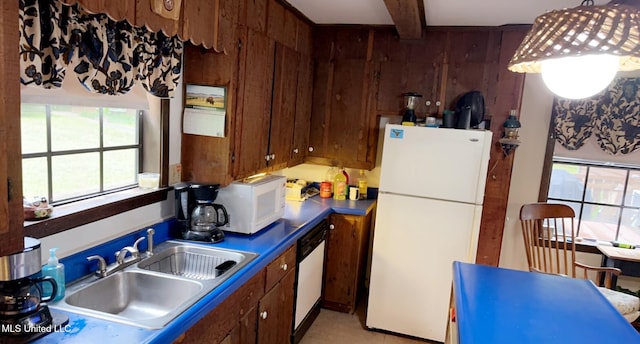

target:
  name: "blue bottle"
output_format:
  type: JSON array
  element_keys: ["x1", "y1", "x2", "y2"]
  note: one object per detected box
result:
[{"x1": 42, "y1": 247, "x2": 65, "y2": 301}]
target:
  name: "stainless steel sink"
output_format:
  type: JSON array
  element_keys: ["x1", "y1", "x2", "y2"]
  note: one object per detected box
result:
[
  {"x1": 51, "y1": 240, "x2": 258, "y2": 329},
  {"x1": 138, "y1": 243, "x2": 254, "y2": 280},
  {"x1": 63, "y1": 271, "x2": 202, "y2": 327}
]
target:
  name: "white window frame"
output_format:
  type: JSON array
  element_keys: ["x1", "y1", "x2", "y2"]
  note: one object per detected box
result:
[
  {"x1": 21, "y1": 103, "x2": 144, "y2": 204},
  {"x1": 547, "y1": 157, "x2": 640, "y2": 242}
]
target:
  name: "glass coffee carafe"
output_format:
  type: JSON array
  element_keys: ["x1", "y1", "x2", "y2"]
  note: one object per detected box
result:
[
  {"x1": 190, "y1": 201, "x2": 228, "y2": 232},
  {"x1": 175, "y1": 183, "x2": 228, "y2": 243}
]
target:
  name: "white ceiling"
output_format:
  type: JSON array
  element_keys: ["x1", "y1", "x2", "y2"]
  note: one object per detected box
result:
[{"x1": 285, "y1": 0, "x2": 609, "y2": 26}]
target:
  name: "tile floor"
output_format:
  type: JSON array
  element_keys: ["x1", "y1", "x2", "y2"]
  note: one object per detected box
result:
[{"x1": 299, "y1": 300, "x2": 431, "y2": 344}]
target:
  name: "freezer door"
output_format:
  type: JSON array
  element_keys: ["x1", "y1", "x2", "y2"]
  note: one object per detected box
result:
[
  {"x1": 379, "y1": 125, "x2": 492, "y2": 204},
  {"x1": 366, "y1": 193, "x2": 483, "y2": 342}
]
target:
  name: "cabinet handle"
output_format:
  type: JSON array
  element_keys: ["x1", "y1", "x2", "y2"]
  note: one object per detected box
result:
[
  {"x1": 265, "y1": 155, "x2": 270, "y2": 161},
  {"x1": 271, "y1": 153, "x2": 276, "y2": 160},
  {"x1": 281, "y1": 263, "x2": 288, "y2": 271},
  {"x1": 425, "y1": 100, "x2": 432, "y2": 106},
  {"x1": 329, "y1": 224, "x2": 335, "y2": 230},
  {"x1": 293, "y1": 148, "x2": 299, "y2": 154},
  {"x1": 435, "y1": 100, "x2": 441, "y2": 106},
  {"x1": 308, "y1": 146, "x2": 314, "y2": 152},
  {"x1": 260, "y1": 311, "x2": 268, "y2": 320}
]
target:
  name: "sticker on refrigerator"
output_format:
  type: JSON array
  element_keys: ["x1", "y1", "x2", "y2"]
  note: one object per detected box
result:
[{"x1": 390, "y1": 129, "x2": 404, "y2": 139}]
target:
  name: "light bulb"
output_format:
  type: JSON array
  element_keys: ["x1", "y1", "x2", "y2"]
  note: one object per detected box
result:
[{"x1": 540, "y1": 54, "x2": 618, "y2": 99}]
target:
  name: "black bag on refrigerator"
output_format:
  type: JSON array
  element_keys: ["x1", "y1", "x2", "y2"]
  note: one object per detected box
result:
[{"x1": 454, "y1": 91, "x2": 485, "y2": 129}]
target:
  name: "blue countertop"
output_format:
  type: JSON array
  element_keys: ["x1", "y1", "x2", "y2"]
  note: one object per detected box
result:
[
  {"x1": 34, "y1": 196, "x2": 376, "y2": 344},
  {"x1": 452, "y1": 262, "x2": 640, "y2": 343}
]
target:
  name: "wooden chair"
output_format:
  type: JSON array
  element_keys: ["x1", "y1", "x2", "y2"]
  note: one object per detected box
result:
[{"x1": 519, "y1": 202, "x2": 640, "y2": 322}]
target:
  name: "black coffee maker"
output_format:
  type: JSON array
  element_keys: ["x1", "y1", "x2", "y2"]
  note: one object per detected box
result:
[
  {"x1": 175, "y1": 183, "x2": 228, "y2": 243},
  {"x1": 0, "y1": 238, "x2": 68, "y2": 339}
]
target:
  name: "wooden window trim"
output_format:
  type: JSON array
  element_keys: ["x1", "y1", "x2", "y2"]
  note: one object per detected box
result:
[{"x1": 24, "y1": 187, "x2": 170, "y2": 239}]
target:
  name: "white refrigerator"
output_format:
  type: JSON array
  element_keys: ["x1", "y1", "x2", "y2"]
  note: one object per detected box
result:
[{"x1": 366, "y1": 124, "x2": 492, "y2": 342}]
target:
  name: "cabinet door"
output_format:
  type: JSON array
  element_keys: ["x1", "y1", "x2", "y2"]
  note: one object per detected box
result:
[
  {"x1": 323, "y1": 212, "x2": 372, "y2": 313},
  {"x1": 234, "y1": 29, "x2": 274, "y2": 178},
  {"x1": 181, "y1": 21, "x2": 242, "y2": 184},
  {"x1": 374, "y1": 29, "x2": 447, "y2": 117},
  {"x1": 441, "y1": 30, "x2": 500, "y2": 112},
  {"x1": 289, "y1": 54, "x2": 313, "y2": 166},
  {"x1": 176, "y1": 270, "x2": 265, "y2": 344},
  {"x1": 257, "y1": 268, "x2": 295, "y2": 343},
  {"x1": 221, "y1": 305, "x2": 258, "y2": 344},
  {"x1": 307, "y1": 28, "x2": 376, "y2": 169},
  {"x1": 268, "y1": 43, "x2": 299, "y2": 169},
  {"x1": 0, "y1": 0, "x2": 24, "y2": 256}
]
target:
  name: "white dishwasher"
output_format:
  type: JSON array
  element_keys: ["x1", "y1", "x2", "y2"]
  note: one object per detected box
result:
[{"x1": 291, "y1": 219, "x2": 327, "y2": 344}]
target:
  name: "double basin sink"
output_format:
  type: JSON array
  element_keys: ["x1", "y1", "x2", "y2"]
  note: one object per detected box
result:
[{"x1": 51, "y1": 240, "x2": 258, "y2": 329}]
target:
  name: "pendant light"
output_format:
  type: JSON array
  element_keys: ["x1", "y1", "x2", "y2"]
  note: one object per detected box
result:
[{"x1": 508, "y1": 0, "x2": 640, "y2": 99}]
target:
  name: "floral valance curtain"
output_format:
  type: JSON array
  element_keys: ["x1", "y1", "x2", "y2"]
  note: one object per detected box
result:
[
  {"x1": 19, "y1": 0, "x2": 182, "y2": 98},
  {"x1": 551, "y1": 77, "x2": 640, "y2": 155}
]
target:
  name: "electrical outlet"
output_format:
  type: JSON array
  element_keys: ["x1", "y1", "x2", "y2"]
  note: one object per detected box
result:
[{"x1": 169, "y1": 163, "x2": 182, "y2": 185}]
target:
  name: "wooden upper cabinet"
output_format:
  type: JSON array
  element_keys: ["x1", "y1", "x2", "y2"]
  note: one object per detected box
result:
[
  {"x1": 181, "y1": 2, "x2": 314, "y2": 183},
  {"x1": 59, "y1": 0, "x2": 135, "y2": 22},
  {"x1": 233, "y1": 29, "x2": 274, "y2": 178},
  {"x1": 308, "y1": 27, "x2": 377, "y2": 169},
  {"x1": 443, "y1": 30, "x2": 501, "y2": 113},
  {"x1": 180, "y1": 22, "x2": 242, "y2": 185},
  {"x1": 0, "y1": 0, "x2": 24, "y2": 256},
  {"x1": 373, "y1": 28, "x2": 447, "y2": 117},
  {"x1": 290, "y1": 55, "x2": 313, "y2": 166},
  {"x1": 269, "y1": 43, "x2": 300, "y2": 169}
]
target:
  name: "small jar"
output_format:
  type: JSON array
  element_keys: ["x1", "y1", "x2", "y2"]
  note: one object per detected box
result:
[{"x1": 320, "y1": 181, "x2": 332, "y2": 198}]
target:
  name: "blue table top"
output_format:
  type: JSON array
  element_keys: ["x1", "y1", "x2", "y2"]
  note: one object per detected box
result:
[
  {"x1": 34, "y1": 196, "x2": 376, "y2": 344},
  {"x1": 452, "y1": 262, "x2": 640, "y2": 343}
]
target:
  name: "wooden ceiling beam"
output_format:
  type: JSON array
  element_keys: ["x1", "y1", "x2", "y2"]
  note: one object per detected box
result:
[{"x1": 383, "y1": 0, "x2": 424, "y2": 39}]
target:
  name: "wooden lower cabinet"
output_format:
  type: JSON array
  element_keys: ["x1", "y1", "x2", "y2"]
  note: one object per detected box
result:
[
  {"x1": 322, "y1": 211, "x2": 373, "y2": 313},
  {"x1": 221, "y1": 305, "x2": 258, "y2": 344},
  {"x1": 257, "y1": 268, "x2": 296, "y2": 343},
  {"x1": 175, "y1": 244, "x2": 296, "y2": 344},
  {"x1": 175, "y1": 269, "x2": 265, "y2": 344}
]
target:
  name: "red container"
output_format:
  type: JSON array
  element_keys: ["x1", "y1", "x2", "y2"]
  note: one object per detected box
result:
[{"x1": 320, "y1": 181, "x2": 332, "y2": 198}]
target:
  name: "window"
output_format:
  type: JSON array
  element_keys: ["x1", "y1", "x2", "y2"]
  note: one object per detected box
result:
[
  {"x1": 21, "y1": 104, "x2": 142, "y2": 204},
  {"x1": 547, "y1": 158, "x2": 640, "y2": 243}
]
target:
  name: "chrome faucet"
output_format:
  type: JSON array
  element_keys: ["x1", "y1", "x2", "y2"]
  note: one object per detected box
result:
[
  {"x1": 116, "y1": 246, "x2": 139, "y2": 264},
  {"x1": 87, "y1": 236, "x2": 147, "y2": 278},
  {"x1": 115, "y1": 237, "x2": 145, "y2": 264},
  {"x1": 87, "y1": 255, "x2": 107, "y2": 278}
]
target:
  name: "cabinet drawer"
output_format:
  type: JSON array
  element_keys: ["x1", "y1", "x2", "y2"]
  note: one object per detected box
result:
[{"x1": 265, "y1": 244, "x2": 296, "y2": 291}]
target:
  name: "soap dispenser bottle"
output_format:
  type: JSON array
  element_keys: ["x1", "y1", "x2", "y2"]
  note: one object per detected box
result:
[{"x1": 42, "y1": 247, "x2": 65, "y2": 301}]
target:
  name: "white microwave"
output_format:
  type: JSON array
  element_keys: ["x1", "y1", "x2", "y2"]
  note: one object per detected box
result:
[{"x1": 216, "y1": 174, "x2": 286, "y2": 235}]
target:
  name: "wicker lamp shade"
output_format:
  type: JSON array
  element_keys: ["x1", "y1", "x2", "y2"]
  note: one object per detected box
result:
[{"x1": 508, "y1": 2, "x2": 640, "y2": 74}]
